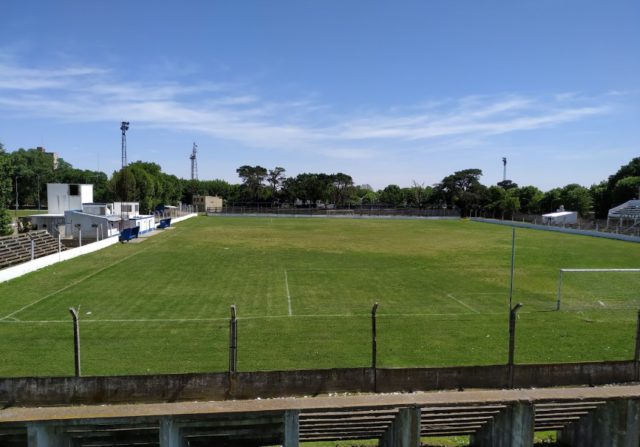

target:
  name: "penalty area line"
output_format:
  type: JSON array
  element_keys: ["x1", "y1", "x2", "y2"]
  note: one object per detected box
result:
[{"x1": 446, "y1": 293, "x2": 480, "y2": 314}]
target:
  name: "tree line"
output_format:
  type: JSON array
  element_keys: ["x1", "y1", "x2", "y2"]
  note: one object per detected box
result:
[
  {"x1": 1, "y1": 143, "x2": 638, "y2": 235},
  {"x1": 225, "y1": 161, "x2": 640, "y2": 219}
]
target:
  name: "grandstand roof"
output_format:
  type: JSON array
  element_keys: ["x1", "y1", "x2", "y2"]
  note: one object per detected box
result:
[{"x1": 608, "y1": 199, "x2": 640, "y2": 219}]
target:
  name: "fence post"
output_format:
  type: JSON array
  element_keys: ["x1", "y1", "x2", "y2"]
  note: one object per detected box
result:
[
  {"x1": 229, "y1": 305, "x2": 238, "y2": 374},
  {"x1": 79, "y1": 230, "x2": 82, "y2": 247},
  {"x1": 635, "y1": 310, "x2": 640, "y2": 382},
  {"x1": 508, "y1": 303, "x2": 522, "y2": 388},
  {"x1": 556, "y1": 270, "x2": 564, "y2": 311},
  {"x1": 508, "y1": 228, "x2": 516, "y2": 311},
  {"x1": 31, "y1": 239, "x2": 35, "y2": 260},
  {"x1": 371, "y1": 302, "x2": 379, "y2": 369},
  {"x1": 69, "y1": 307, "x2": 81, "y2": 377},
  {"x1": 58, "y1": 234, "x2": 61, "y2": 253},
  {"x1": 371, "y1": 302, "x2": 379, "y2": 392}
]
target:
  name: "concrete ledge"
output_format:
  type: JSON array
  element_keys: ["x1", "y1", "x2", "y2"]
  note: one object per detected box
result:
[{"x1": 1, "y1": 361, "x2": 636, "y2": 407}]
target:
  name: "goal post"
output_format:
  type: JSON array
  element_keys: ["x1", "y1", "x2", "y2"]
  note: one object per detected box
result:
[{"x1": 556, "y1": 268, "x2": 640, "y2": 310}]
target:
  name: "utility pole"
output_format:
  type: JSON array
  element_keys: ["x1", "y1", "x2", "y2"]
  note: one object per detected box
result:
[
  {"x1": 14, "y1": 176, "x2": 18, "y2": 217},
  {"x1": 502, "y1": 157, "x2": 507, "y2": 182},
  {"x1": 120, "y1": 121, "x2": 129, "y2": 169},
  {"x1": 120, "y1": 121, "x2": 130, "y2": 228},
  {"x1": 190, "y1": 142, "x2": 198, "y2": 180}
]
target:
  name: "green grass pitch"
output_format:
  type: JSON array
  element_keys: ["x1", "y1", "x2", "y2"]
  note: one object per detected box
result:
[{"x1": 0, "y1": 216, "x2": 639, "y2": 377}]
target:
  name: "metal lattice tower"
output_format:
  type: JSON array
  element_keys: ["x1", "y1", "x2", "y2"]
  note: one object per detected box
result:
[
  {"x1": 190, "y1": 142, "x2": 198, "y2": 180},
  {"x1": 120, "y1": 121, "x2": 130, "y2": 168}
]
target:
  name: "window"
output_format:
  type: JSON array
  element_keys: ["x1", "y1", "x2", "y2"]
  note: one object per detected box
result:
[{"x1": 69, "y1": 184, "x2": 79, "y2": 195}]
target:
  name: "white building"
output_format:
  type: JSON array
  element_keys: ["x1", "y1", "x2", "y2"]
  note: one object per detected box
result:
[
  {"x1": 30, "y1": 183, "x2": 156, "y2": 240},
  {"x1": 542, "y1": 210, "x2": 578, "y2": 225},
  {"x1": 128, "y1": 215, "x2": 155, "y2": 234},
  {"x1": 64, "y1": 210, "x2": 121, "y2": 239},
  {"x1": 113, "y1": 202, "x2": 140, "y2": 219},
  {"x1": 46, "y1": 183, "x2": 93, "y2": 214}
]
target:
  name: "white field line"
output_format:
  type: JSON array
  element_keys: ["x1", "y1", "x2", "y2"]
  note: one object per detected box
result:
[
  {"x1": 0, "y1": 311, "x2": 521, "y2": 325},
  {"x1": 446, "y1": 293, "x2": 480, "y2": 314},
  {"x1": 284, "y1": 269, "x2": 293, "y2": 316},
  {"x1": 0, "y1": 250, "x2": 146, "y2": 322}
]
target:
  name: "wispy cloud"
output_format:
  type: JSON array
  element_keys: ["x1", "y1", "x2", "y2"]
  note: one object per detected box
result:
[{"x1": 0, "y1": 54, "x2": 613, "y2": 160}]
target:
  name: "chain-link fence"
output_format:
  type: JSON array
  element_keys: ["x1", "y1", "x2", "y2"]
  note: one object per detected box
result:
[{"x1": 2, "y1": 306, "x2": 639, "y2": 377}]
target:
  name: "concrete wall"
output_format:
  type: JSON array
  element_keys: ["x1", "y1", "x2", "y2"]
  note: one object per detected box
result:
[
  {"x1": 1, "y1": 361, "x2": 636, "y2": 407},
  {"x1": 0, "y1": 235, "x2": 120, "y2": 283},
  {"x1": 0, "y1": 214, "x2": 197, "y2": 284},
  {"x1": 471, "y1": 217, "x2": 640, "y2": 243}
]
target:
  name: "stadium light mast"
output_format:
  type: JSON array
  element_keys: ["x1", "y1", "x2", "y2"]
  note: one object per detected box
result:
[
  {"x1": 120, "y1": 121, "x2": 130, "y2": 168},
  {"x1": 502, "y1": 157, "x2": 507, "y2": 182},
  {"x1": 190, "y1": 142, "x2": 198, "y2": 180}
]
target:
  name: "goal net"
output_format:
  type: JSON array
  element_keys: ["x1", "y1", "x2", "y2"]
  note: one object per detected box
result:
[{"x1": 555, "y1": 269, "x2": 640, "y2": 311}]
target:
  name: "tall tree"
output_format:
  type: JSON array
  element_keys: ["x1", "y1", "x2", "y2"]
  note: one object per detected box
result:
[
  {"x1": 330, "y1": 173, "x2": 354, "y2": 206},
  {"x1": 0, "y1": 144, "x2": 12, "y2": 235},
  {"x1": 406, "y1": 181, "x2": 432, "y2": 208},
  {"x1": 267, "y1": 167, "x2": 286, "y2": 201},
  {"x1": 612, "y1": 176, "x2": 640, "y2": 205},
  {"x1": 515, "y1": 185, "x2": 543, "y2": 214},
  {"x1": 378, "y1": 184, "x2": 404, "y2": 207},
  {"x1": 236, "y1": 165, "x2": 268, "y2": 202},
  {"x1": 434, "y1": 169, "x2": 486, "y2": 217},
  {"x1": 561, "y1": 184, "x2": 593, "y2": 217}
]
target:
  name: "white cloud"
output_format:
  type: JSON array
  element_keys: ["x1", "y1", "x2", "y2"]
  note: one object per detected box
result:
[{"x1": 0, "y1": 55, "x2": 614, "y2": 160}]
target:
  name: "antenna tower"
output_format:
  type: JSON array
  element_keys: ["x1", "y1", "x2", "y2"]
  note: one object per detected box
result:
[
  {"x1": 502, "y1": 157, "x2": 507, "y2": 182},
  {"x1": 190, "y1": 142, "x2": 198, "y2": 180}
]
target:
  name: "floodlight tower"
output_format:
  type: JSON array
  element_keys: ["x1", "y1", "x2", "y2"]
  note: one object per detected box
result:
[
  {"x1": 502, "y1": 157, "x2": 507, "y2": 182},
  {"x1": 120, "y1": 121, "x2": 130, "y2": 168},
  {"x1": 190, "y1": 142, "x2": 198, "y2": 180}
]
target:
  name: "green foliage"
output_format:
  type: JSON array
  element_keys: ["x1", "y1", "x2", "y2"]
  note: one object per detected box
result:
[
  {"x1": 515, "y1": 185, "x2": 543, "y2": 215},
  {"x1": 434, "y1": 169, "x2": 487, "y2": 217},
  {"x1": 612, "y1": 176, "x2": 640, "y2": 205},
  {"x1": 329, "y1": 172, "x2": 354, "y2": 206},
  {"x1": 590, "y1": 157, "x2": 640, "y2": 218},
  {"x1": 1, "y1": 143, "x2": 637, "y2": 221},
  {"x1": 2, "y1": 147, "x2": 107, "y2": 209},
  {"x1": 485, "y1": 186, "x2": 520, "y2": 218},
  {"x1": 267, "y1": 166, "x2": 286, "y2": 199},
  {"x1": 110, "y1": 161, "x2": 184, "y2": 212},
  {"x1": 282, "y1": 173, "x2": 332, "y2": 206},
  {"x1": 561, "y1": 184, "x2": 593, "y2": 216},
  {"x1": 607, "y1": 157, "x2": 640, "y2": 190},
  {"x1": 378, "y1": 184, "x2": 404, "y2": 206},
  {"x1": 497, "y1": 179, "x2": 518, "y2": 190},
  {"x1": 0, "y1": 145, "x2": 14, "y2": 235},
  {"x1": 236, "y1": 165, "x2": 268, "y2": 201},
  {"x1": 0, "y1": 208, "x2": 11, "y2": 236}
]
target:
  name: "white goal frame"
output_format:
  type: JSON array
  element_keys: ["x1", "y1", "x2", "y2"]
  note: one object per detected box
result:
[{"x1": 556, "y1": 268, "x2": 640, "y2": 310}]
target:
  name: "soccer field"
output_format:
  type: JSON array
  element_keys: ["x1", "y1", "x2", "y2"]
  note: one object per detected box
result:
[{"x1": 0, "y1": 216, "x2": 639, "y2": 377}]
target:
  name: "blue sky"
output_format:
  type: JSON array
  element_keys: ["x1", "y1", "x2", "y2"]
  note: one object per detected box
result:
[{"x1": 0, "y1": 0, "x2": 638, "y2": 190}]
